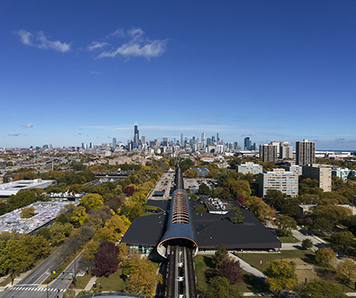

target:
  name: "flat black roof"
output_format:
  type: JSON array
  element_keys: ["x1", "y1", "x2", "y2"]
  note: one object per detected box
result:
[{"x1": 122, "y1": 203, "x2": 281, "y2": 250}]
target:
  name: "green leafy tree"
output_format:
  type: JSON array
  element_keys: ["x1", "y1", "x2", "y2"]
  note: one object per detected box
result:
[
  {"x1": 231, "y1": 207, "x2": 244, "y2": 224},
  {"x1": 336, "y1": 259, "x2": 356, "y2": 285},
  {"x1": 274, "y1": 215, "x2": 297, "y2": 236},
  {"x1": 80, "y1": 194, "x2": 104, "y2": 210},
  {"x1": 330, "y1": 231, "x2": 355, "y2": 254},
  {"x1": 265, "y1": 260, "x2": 298, "y2": 296},
  {"x1": 199, "y1": 183, "x2": 211, "y2": 195},
  {"x1": 297, "y1": 279, "x2": 347, "y2": 298},
  {"x1": 204, "y1": 276, "x2": 242, "y2": 298},
  {"x1": 245, "y1": 196, "x2": 272, "y2": 222},
  {"x1": 184, "y1": 168, "x2": 199, "y2": 178},
  {"x1": 212, "y1": 243, "x2": 229, "y2": 271},
  {"x1": 315, "y1": 247, "x2": 336, "y2": 268},
  {"x1": 301, "y1": 239, "x2": 313, "y2": 250}
]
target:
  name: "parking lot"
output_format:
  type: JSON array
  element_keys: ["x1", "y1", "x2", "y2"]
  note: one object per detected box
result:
[
  {"x1": 184, "y1": 178, "x2": 216, "y2": 194},
  {"x1": 148, "y1": 172, "x2": 175, "y2": 200}
]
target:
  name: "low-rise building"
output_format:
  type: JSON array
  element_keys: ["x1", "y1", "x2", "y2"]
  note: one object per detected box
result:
[
  {"x1": 332, "y1": 168, "x2": 356, "y2": 180},
  {"x1": 0, "y1": 179, "x2": 55, "y2": 198},
  {"x1": 237, "y1": 162, "x2": 263, "y2": 175}
]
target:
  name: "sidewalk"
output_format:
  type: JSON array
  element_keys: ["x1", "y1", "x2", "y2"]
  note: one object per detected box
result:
[
  {"x1": 228, "y1": 252, "x2": 266, "y2": 279},
  {"x1": 84, "y1": 276, "x2": 97, "y2": 291}
]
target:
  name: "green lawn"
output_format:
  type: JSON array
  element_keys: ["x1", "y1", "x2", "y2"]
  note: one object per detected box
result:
[
  {"x1": 194, "y1": 255, "x2": 270, "y2": 294},
  {"x1": 75, "y1": 274, "x2": 92, "y2": 289},
  {"x1": 277, "y1": 235, "x2": 300, "y2": 243},
  {"x1": 235, "y1": 249, "x2": 314, "y2": 270},
  {"x1": 96, "y1": 269, "x2": 125, "y2": 292}
]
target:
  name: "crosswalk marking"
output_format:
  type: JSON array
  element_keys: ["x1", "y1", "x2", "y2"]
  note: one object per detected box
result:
[{"x1": 9, "y1": 286, "x2": 66, "y2": 292}]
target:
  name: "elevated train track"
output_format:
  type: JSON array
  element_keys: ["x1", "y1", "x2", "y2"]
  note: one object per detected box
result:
[{"x1": 164, "y1": 158, "x2": 197, "y2": 298}]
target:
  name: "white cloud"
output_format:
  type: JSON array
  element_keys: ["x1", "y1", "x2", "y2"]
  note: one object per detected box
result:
[
  {"x1": 90, "y1": 71, "x2": 100, "y2": 75},
  {"x1": 96, "y1": 27, "x2": 167, "y2": 60},
  {"x1": 22, "y1": 123, "x2": 33, "y2": 128},
  {"x1": 17, "y1": 29, "x2": 33, "y2": 45},
  {"x1": 106, "y1": 29, "x2": 125, "y2": 39},
  {"x1": 15, "y1": 29, "x2": 71, "y2": 53},
  {"x1": 9, "y1": 133, "x2": 20, "y2": 136},
  {"x1": 87, "y1": 42, "x2": 109, "y2": 51}
]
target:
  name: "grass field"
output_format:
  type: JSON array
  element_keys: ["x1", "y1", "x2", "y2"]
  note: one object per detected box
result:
[
  {"x1": 75, "y1": 274, "x2": 92, "y2": 289},
  {"x1": 234, "y1": 249, "x2": 315, "y2": 269},
  {"x1": 277, "y1": 235, "x2": 300, "y2": 243},
  {"x1": 95, "y1": 269, "x2": 125, "y2": 292}
]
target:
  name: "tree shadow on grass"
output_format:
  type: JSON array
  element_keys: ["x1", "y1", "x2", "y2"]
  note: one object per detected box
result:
[
  {"x1": 203, "y1": 256, "x2": 216, "y2": 284},
  {"x1": 242, "y1": 274, "x2": 270, "y2": 293},
  {"x1": 301, "y1": 253, "x2": 315, "y2": 265}
]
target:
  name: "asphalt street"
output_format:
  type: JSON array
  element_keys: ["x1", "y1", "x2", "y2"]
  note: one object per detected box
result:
[{"x1": 0, "y1": 248, "x2": 82, "y2": 298}]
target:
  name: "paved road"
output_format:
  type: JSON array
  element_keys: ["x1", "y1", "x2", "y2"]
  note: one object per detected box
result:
[{"x1": 0, "y1": 249, "x2": 82, "y2": 298}]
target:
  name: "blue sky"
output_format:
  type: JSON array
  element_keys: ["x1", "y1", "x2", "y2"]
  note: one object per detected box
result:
[{"x1": 1, "y1": 1, "x2": 356, "y2": 150}]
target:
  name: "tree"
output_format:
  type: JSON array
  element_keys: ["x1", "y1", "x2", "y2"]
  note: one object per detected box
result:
[
  {"x1": 302, "y1": 239, "x2": 313, "y2": 250},
  {"x1": 236, "y1": 193, "x2": 245, "y2": 206},
  {"x1": 218, "y1": 259, "x2": 243, "y2": 285},
  {"x1": 93, "y1": 241, "x2": 120, "y2": 277},
  {"x1": 212, "y1": 243, "x2": 229, "y2": 270},
  {"x1": 105, "y1": 214, "x2": 131, "y2": 240},
  {"x1": 311, "y1": 217, "x2": 333, "y2": 235},
  {"x1": 199, "y1": 183, "x2": 211, "y2": 195},
  {"x1": 193, "y1": 205, "x2": 207, "y2": 212},
  {"x1": 336, "y1": 259, "x2": 356, "y2": 285},
  {"x1": 80, "y1": 194, "x2": 104, "y2": 210},
  {"x1": 20, "y1": 206, "x2": 36, "y2": 218},
  {"x1": 204, "y1": 276, "x2": 242, "y2": 298},
  {"x1": 274, "y1": 215, "x2": 297, "y2": 236},
  {"x1": 265, "y1": 260, "x2": 298, "y2": 296},
  {"x1": 125, "y1": 185, "x2": 136, "y2": 196},
  {"x1": 298, "y1": 279, "x2": 347, "y2": 298},
  {"x1": 315, "y1": 247, "x2": 336, "y2": 268},
  {"x1": 126, "y1": 254, "x2": 162, "y2": 298},
  {"x1": 81, "y1": 240, "x2": 100, "y2": 270},
  {"x1": 70, "y1": 206, "x2": 88, "y2": 228},
  {"x1": 231, "y1": 207, "x2": 244, "y2": 224},
  {"x1": 184, "y1": 168, "x2": 199, "y2": 178},
  {"x1": 245, "y1": 196, "x2": 272, "y2": 222},
  {"x1": 330, "y1": 231, "x2": 355, "y2": 254}
]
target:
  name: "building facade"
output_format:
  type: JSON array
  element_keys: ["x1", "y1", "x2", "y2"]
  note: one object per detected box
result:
[
  {"x1": 296, "y1": 139, "x2": 315, "y2": 166},
  {"x1": 237, "y1": 162, "x2": 263, "y2": 175},
  {"x1": 259, "y1": 168, "x2": 299, "y2": 197},
  {"x1": 259, "y1": 144, "x2": 278, "y2": 163},
  {"x1": 280, "y1": 142, "x2": 293, "y2": 159},
  {"x1": 302, "y1": 164, "x2": 332, "y2": 192}
]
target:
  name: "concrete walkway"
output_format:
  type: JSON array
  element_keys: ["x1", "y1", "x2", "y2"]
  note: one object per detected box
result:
[
  {"x1": 228, "y1": 252, "x2": 266, "y2": 279},
  {"x1": 84, "y1": 276, "x2": 97, "y2": 291}
]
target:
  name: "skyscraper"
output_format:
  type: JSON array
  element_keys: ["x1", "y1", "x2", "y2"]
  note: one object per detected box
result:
[
  {"x1": 296, "y1": 139, "x2": 315, "y2": 166},
  {"x1": 259, "y1": 144, "x2": 277, "y2": 162},
  {"x1": 201, "y1": 131, "x2": 205, "y2": 147},
  {"x1": 280, "y1": 142, "x2": 293, "y2": 159},
  {"x1": 217, "y1": 133, "x2": 220, "y2": 142},
  {"x1": 134, "y1": 125, "x2": 139, "y2": 145},
  {"x1": 244, "y1": 137, "x2": 251, "y2": 150},
  {"x1": 112, "y1": 137, "x2": 117, "y2": 147},
  {"x1": 181, "y1": 133, "x2": 183, "y2": 145}
]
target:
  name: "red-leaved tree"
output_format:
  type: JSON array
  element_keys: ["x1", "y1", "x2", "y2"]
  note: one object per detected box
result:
[
  {"x1": 125, "y1": 186, "x2": 136, "y2": 196},
  {"x1": 93, "y1": 241, "x2": 120, "y2": 277},
  {"x1": 236, "y1": 193, "x2": 245, "y2": 206},
  {"x1": 218, "y1": 259, "x2": 243, "y2": 285}
]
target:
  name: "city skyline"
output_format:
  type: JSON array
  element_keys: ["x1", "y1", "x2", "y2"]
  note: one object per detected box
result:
[{"x1": 2, "y1": 1, "x2": 356, "y2": 149}]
